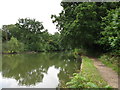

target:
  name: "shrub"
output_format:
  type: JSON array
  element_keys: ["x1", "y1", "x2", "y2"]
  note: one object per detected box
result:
[
  {"x1": 66, "y1": 73, "x2": 98, "y2": 88},
  {"x1": 100, "y1": 8, "x2": 120, "y2": 54},
  {"x1": 2, "y1": 37, "x2": 24, "y2": 53},
  {"x1": 66, "y1": 73, "x2": 112, "y2": 88},
  {"x1": 72, "y1": 48, "x2": 86, "y2": 58},
  {"x1": 100, "y1": 54, "x2": 119, "y2": 75}
]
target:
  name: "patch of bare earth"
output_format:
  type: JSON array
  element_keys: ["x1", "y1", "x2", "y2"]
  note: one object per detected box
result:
[{"x1": 92, "y1": 58, "x2": 119, "y2": 88}]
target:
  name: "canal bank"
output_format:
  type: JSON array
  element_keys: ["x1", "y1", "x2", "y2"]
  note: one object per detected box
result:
[
  {"x1": 92, "y1": 58, "x2": 118, "y2": 88},
  {"x1": 66, "y1": 56, "x2": 111, "y2": 88},
  {"x1": 66, "y1": 55, "x2": 119, "y2": 88}
]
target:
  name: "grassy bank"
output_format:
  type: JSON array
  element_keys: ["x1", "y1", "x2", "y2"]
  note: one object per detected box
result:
[
  {"x1": 66, "y1": 56, "x2": 110, "y2": 88},
  {"x1": 81, "y1": 56, "x2": 108, "y2": 87},
  {"x1": 99, "y1": 54, "x2": 119, "y2": 75},
  {"x1": 77, "y1": 48, "x2": 119, "y2": 75}
]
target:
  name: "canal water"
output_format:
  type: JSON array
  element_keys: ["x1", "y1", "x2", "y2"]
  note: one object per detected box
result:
[{"x1": 1, "y1": 52, "x2": 81, "y2": 88}]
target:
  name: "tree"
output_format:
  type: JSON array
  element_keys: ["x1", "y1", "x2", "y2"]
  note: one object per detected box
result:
[
  {"x1": 16, "y1": 18, "x2": 44, "y2": 43},
  {"x1": 15, "y1": 18, "x2": 45, "y2": 51},
  {"x1": 2, "y1": 24, "x2": 20, "y2": 42},
  {"x1": 51, "y1": 2, "x2": 120, "y2": 52},
  {"x1": 99, "y1": 8, "x2": 120, "y2": 54},
  {"x1": 52, "y1": 2, "x2": 99, "y2": 49},
  {"x1": 2, "y1": 37, "x2": 24, "y2": 53}
]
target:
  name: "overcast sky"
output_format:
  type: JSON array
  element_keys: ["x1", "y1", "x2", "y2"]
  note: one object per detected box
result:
[{"x1": 0, "y1": 0, "x2": 63, "y2": 34}]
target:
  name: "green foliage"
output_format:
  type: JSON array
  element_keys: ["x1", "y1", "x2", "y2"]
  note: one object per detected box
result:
[
  {"x1": 15, "y1": 18, "x2": 45, "y2": 51},
  {"x1": 66, "y1": 57, "x2": 112, "y2": 88},
  {"x1": 52, "y1": 2, "x2": 99, "y2": 49},
  {"x1": 1, "y1": 18, "x2": 64, "y2": 52},
  {"x1": 52, "y1": 2, "x2": 120, "y2": 53},
  {"x1": 3, "y1": 37, "x2": 24, "y2": 53},
  {"x1": 72, "y1": 48, "x2": 86, "y2": 58},
  {"x1": 2, "y1": 24, "x2": 19, "y2": 42},
  {"x1": 99, "y1": 8, "x2": 120, "y2": 54},
  {"x1": 100, "y1": 54, "x2": 119, "y2": 75},
  {"x1": 2, "y1": 3, "x2": 120, "y2": 54},
  {"x1": 66, "y1": 73, "x2": 98, "y2": 88},
  {"x1": 74, "y1": 48, "x2": 86, "y2": 55}
]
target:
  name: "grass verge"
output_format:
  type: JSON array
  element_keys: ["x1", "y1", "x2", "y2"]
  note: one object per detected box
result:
[
  {"x1": 99, "y1": 54, "x2": 119, "y2": 75},
  {"x1": 81, "y1": 56, "x2": 108, "y2": 87},
  {"x1": 66, "y1": 56, "x2": 110, "y2": 88}
]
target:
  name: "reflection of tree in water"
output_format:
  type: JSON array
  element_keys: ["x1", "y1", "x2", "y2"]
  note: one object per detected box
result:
[
  {"x1": 0, "y1": 55, "x2": 2, "y2": 72},
  {"x1": 3, "y1": 54, "x2": 49, "y2": 86},
  {"x1": 58, "y1": 54, "x2": 81, "y2": 87},
  {"x1": 2, "y1": 52, "x2": 81, "y2": 86}
]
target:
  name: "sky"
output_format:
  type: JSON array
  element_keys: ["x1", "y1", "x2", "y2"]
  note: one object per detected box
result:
[{"x1": 0, "y1": 0, "x2": 63, "y2": 34}]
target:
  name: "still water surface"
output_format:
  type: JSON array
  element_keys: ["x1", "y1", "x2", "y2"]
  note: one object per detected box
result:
[{"x1": 1, "y1": 52, "x2": 80, "y2": 88}]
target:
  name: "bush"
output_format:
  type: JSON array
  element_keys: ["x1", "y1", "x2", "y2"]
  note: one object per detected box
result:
[
  {"x1": 72, "y1": 48, "x2": 86, "y2": 58},
  {"x1": 66, "y1": 73, "x2": 99, "y2": 88},
  {"x1": 66, "y1": 73, "x2": 112, "y2": 88},
  {"x1": 99, "y1": 8, "x2": 120, "y2": 54},
  {"x1": 100, "y1": 54, "x2": 119, "y2": 74},
  {"x1": 2, "y1": 37, "x2": 24, "y2": 53}
]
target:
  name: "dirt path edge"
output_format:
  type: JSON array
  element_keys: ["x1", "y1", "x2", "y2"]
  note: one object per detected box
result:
[{"x1": 91, "y1": 58, "x2": 119, "y2": 88}]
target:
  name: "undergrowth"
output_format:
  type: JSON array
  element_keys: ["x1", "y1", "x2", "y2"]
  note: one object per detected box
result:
[{"x1": 66, "y1": 56, "x2": 112, "y2": 88}]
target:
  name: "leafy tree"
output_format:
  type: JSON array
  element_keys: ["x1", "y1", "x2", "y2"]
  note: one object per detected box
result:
[
  {"x1": 1, "y1": 21, "x2": 63, "y2": 52},
  {"x1": 51, "y1": 2, "x2": 120, "y2": 52},
  {"x1": 2, "y1": 24, "x2": 21, "y2": 42},
  {"x1": 3, "y1": 37, "x2": 24, "y2": 53},
  {"x1": 15, "y1": 18, "x2": 45, "y2": 51},
  {"x1": 16, "y1": 18, "x2": 44, "y2": 43},
  {"x1": 99, "y1": 8, "x2": 120, "y2": 54},
  {"x1": 52, "y1": 2, "x2": 100, "y2": 49},
  {"x1": 49, "y1": 32, "x2": 62, "y2": 51}
]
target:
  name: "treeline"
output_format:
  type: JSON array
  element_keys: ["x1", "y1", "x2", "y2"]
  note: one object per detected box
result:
[
  {"x1": 51, "y1": 2, "x2": 120, "y2": 56},
  {"x1": 1, "y1": 18, "x2": 65, "y2": 53},
  {"x1": 1, "y1": 2, "x2": 120, "y2": 56}
]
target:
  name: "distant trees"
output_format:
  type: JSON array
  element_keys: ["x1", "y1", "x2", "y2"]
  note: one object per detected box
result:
[
  {"x1": 2, "y1": 18, "x2": 63, "y2": 53},
  {"x1": 15, "y1": 18, "x2": 44, "y2": 43},
  {"x1": 2, "y1": 24, "x2": 17, "y2": 42},
  {"x1": 15, "y1": 18, "x2": 45, "y2": 51},
  {"x1": 2, "y1": 37, "x2": 24, "y2": 53}
]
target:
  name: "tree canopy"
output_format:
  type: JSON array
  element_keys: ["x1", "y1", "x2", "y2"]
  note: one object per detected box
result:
[
  {"x1": 2, "y1": 18, "x2": 63, "y2": 52},
  {"x1": 51, "y1": 2, "x2": 120, "y2": 54}
]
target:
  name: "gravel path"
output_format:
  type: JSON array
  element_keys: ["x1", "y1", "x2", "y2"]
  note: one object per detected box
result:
[{"x1": 92, "y1": 58, "x2": 119, "y2": 88}]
